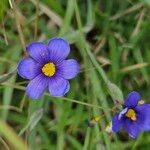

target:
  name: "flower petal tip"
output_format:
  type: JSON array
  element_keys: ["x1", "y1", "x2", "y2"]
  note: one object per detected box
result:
[
  {"x1": 17, "y1": 58, "x2": 41, "y2": 80},
  {"x1": 48, "y1": 37, "x2": 70, "y2": 63},
  {"x1": 124, "y1": 91, "x2": 141, "y2": 107}
]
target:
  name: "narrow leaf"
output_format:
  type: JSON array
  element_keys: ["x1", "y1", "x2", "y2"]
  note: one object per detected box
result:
[
  {"x1": 106, "y1": 81, "x2": 124, "y2": 102},
  {"x1": 0, "y1": 69, "x2": 17, "y2": 83},
  {"x1": 29, "y1": 108, "x2": 44, "y2": 131},
  {"x1": 19, "y1": 108, "x2": 43, "y2": 136}
]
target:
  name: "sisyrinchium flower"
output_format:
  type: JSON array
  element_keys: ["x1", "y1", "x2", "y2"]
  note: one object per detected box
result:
[
  {"x1": 112, "y1": 91, "x2": 150, "y2": 138},
  {"x1": 18, "y1": 38, "x2": 80, "y2": 99}
]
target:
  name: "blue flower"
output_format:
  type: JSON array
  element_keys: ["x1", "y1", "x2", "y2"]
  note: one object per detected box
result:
[
  {"x1": 18, "y1": 38, "x2": 80, "y2": 99},
  {"x1": 112, "y1": 91, "x2": 150, "y2": 138}
]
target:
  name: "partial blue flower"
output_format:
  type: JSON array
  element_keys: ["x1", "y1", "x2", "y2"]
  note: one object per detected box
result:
[
  {"x1": 112, "y1": 91, "x2": 150, "y2": 138},
  {"x1": 18, "y1": 38, "x2": 80, "y2": 99}
]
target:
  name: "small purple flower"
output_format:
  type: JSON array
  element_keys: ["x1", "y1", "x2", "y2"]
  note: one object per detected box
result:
[
  {"x1": 112, "y1": 91, "x2": 150, "y2": 138},
  {"x1": 18, "y1": 38, "x2": 80, "y2": 99}
]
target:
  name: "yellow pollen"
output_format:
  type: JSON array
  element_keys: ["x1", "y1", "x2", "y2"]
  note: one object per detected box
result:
[
  {"x1": 125, "y1": 109, "x2": 136, "y2": 121},
  {"x1": 88, "y1": 114, "x2": 104, "y2": 127},
  {"x1": 42, "y1": 63, "x2": 56, "y2": 77},
  {"x1": 138, "y1": 100, "x2": 145, "y2": 105}
]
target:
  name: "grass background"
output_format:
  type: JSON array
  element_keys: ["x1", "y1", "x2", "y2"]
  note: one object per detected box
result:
[{"x1": 0, "y1": 0, "x2": 150, "y2": 149}]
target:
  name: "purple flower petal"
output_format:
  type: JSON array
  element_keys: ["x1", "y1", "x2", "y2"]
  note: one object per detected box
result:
[
  {"x1": 48, "y1": 38, "x2": 70, "y2": 63},
  {"x1": 112, "y1": 113, "x2": 124, "y2": 132},
  {"x1": 124, "y1": 91, "x2": 141, "y2": 108},
  {"x1": 118, "y1": 108, "x2": 128, "y2": 120},
  {"x1": 48, "y1": 75, "x2": 70, "y2": 97},
  {"x1": 124, "y1": 119, "x2": 141, "y2": 138},
  {"x1": 135, "y1": 104, "x2": 150, "y2": 131},
  {"x1": 57, "y1": 59, "x2": 80, "y2": 79},
  {"x1": 18, "y1": 58, "x2": 41, "y2": 79},
  {"x1": 65, "y1": 82, "x2": 70, "y2": 94},
  {"x1": 27, "y1": 42, "x2": 49, "y2": 63},
  {"x1": 26, "y1": 74, "x2": 48, "y2": 99}
]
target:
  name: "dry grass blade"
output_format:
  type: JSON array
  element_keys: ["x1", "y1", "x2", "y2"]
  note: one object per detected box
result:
[
  {"x1": 94, "y1": 37, "x2": 106, "y2": 54},
  {"x1": 110, "y1": 3, "x2": 144, "y2": 20},
  {"x1": 2, "y1": 19, "x2": 8, "y2": 45},
  {"x1": 11, "y1": 0, "x2": 26, "y2": 55},
  {"x1": 114, "y1": 32, "x2": 125, "y2": 45},
  {"x1": 0, "y1": 136, "x2": 10, "y2": 150},
  {"x1": 0, "y1": 105, "x2": 22, "y2": 112},
  {"x1": 121, "y1": 63, "x2": 149, "y2": 73},
  {"x1": 30, "y1": 0, "x2": 62, "y2": 26},
  {"x1": 0, "y1": 69, "x2": 17, "y2": 83},
  {"x1": 34, "y1": 0, "x2": 39, "y2": 40},
  {"x1": 131, "y1": 8, "x2": 146, "y2": 37},
  {"x1": 97, "y1": 56, "x2": 111, "y2": 66}
]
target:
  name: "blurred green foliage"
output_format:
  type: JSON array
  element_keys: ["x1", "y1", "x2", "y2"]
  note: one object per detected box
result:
[
  {"x1": 0, "y1": 0, "x2": 8, "y2": 20},
  {"x1": 0, "y1": 0, "x2": 150, "y2": 149}
]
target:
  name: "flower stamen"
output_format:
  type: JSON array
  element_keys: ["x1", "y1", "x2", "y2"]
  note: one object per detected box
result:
[
  {"x1": 138, "y1": 100, "x2": 145, "y2": 105},
  {"x1": 42, "y1": 63, "x2": 56, "y2": 77},
  {"x1": 88, "y1": 114, "x2": 104, "y2": 128},
  {"x1": 125, "y1": 109, "x2": 136, "y2": 121}
]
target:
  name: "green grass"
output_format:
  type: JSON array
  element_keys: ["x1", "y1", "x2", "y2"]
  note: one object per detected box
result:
[{"x1": 0, "y1": 0, "x2": 150, "y2": 149}]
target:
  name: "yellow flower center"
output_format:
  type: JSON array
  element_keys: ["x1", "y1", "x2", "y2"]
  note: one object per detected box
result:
[
  {"x1": 42, "y1": 63, "x2": 56, "y2": 77},
  {"x1": 125, "y1": 109, "x2": 136, "y2": 121}
]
